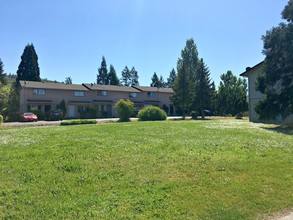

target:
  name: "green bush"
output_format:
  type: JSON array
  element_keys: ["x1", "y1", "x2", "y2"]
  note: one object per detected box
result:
[
  {"x1": 138, "y1": 106, "x2": 167, "y2": 121},
  {"x1": 31, "y1": 110, "x2": 45, "y2": 120},
  {"x1": 191, "y1": 111, "x2": 198, "y2": 120},
  {"x1": 60, "y1": 119, "x2": 97, "y2": 126},
  {"x1": 0, "y1": 114, "x2": 3, "y2": 125},
  {"x1": 114, "y1": 99, "x2": 134, "y2": 122}
]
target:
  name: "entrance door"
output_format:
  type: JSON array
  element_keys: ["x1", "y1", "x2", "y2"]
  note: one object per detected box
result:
[{"x1": 68, "y1": 105, "x2": 75, "y2": 118}]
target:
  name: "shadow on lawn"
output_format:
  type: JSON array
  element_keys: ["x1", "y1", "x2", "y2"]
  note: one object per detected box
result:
[{"x1": 261, "y1": 125, "x2": 293, "y2": 135}]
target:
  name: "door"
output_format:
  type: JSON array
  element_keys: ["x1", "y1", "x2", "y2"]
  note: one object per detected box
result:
[{"x1": 68, "y1": 105, "x2": 75, "y2": 118}]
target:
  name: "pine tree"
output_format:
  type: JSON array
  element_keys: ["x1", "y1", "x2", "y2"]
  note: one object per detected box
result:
[
  {"x1": 172, "y1": 38, "x2": 199, "y2": 119},
  {"x1": 255, "y1": 0, "x2": 293, "y2": 120},
  {"x1": 16, "y1": 44, "x2": 41, "y2": 86},
  {"x1": 130, "y1": 67, "x2": 139, "y2": 86},
  {"x1": 0, "y1": 58, "x2": 7, "y2": 85},
  {"x1": 166, "y1": 68, "x2": 176, "y2": 88},
  {"x1": 150, "y1": 72, "x2": 159, "y2": 87},
  {"x1": 65, "y1": 77, "x2": 72, "y2": 84},
  {"x1": 108, "y1": 65, "x2": 120, "y2": 85},
  {"x1": 193, "y1": 58, "x2": 213, "y2": 118},
  {"x1": 121, "y1": 66, "x2": 131, "y2": 86},
  {"x1": 97, "y1": 56, "x2": 108, "y2": 85}
]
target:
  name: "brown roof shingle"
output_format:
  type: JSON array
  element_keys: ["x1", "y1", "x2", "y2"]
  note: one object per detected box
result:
[{"x1": 20, "y1": 81, "x2": 88, "y2": 91}]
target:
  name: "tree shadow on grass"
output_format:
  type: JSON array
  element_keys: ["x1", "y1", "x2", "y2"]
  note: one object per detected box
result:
[{"x1": 261, "y1": 125, "x2": 293, "y2": 135}]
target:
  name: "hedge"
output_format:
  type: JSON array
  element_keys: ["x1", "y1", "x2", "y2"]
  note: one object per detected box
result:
[{"x1": 60, "y1": 119, "x2": 97, "y2": 126}]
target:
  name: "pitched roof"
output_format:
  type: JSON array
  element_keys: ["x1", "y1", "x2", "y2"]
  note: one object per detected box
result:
[
  {"x1": 83, "y1": 84, "x2": 140, "y2": 92},
  {"x1": 240, "y1": 61, "x2": 264, "y2": 77},
  {"x1": 132, "y1": 86, "x2": 174, "y2": 93},
  {"x1": 20, "y1": 80, "x2": 88, "y2": 91}
]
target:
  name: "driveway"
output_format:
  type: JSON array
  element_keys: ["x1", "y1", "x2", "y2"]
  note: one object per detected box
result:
[{"x1": 1, "y1": 117, "x2": 184, "y2": 127}]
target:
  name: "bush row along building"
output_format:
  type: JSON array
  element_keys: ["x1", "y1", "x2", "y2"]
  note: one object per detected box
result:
[{"x1": 19, "y1": 81, "x2": 176, "y2": 118}]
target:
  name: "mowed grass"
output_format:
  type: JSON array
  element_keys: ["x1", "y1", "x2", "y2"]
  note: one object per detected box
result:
[{"x1": 0, "y1": 119, "x2": 292, "y2": 219}]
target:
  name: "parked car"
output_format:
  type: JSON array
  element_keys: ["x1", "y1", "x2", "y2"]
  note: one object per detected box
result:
[
  {"x1": 203, "y1": 110, "x2": 213, "y2": 116},
  {"x1": 20, "y1": 112, "x2": 38, "y2": 122},
  {"x1": 48, "y1": 109, "x2": 63, "y2": 121}
]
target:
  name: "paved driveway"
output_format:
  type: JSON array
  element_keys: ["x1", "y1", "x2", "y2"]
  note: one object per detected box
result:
[{"x1": 1, "y1": 117, "x2": 184, "y2": 127}]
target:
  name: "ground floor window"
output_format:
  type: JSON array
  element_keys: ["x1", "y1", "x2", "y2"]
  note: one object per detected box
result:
[
  {"x1": 97, "y1": 104, "x2": 112, "y2": 117},
  {"x1": 27, "y1": 104, "x2": 43, "y2": 111}
]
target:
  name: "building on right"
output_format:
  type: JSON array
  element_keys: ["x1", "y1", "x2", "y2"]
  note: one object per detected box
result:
[{"x1": 240, "y1": 61, "x2": 293, "y2": 124}]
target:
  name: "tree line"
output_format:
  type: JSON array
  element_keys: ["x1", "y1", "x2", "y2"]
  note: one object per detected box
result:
[{"x1": 0, "y1": 41, "x2": 248, "y2": 121}]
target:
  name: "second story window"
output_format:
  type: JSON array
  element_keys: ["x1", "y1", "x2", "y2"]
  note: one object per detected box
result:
[
  {"x1": 147, "y1": 92, "x2": 157, "y2": 97},
  {"x1": 129, "y1": 92, "x2": 138, "y2": 98},
  {"x1": 33, "y1": 88, "x2": 45, "y2": 95},
  {"x1": 98, "y1": 91, "x2": 108, "y2": 96},
  {"x1": 74, "y1": 91, "x2": 85, "y2": 97}
]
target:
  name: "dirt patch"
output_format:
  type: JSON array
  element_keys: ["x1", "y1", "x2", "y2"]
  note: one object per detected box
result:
[{"x1": 264, "y1": 208, "x2": 293, "y2": 220}]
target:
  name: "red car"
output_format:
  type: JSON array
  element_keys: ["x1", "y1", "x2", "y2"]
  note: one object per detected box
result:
[{"x1": 20, "y1": 112, "x2": 38, "y2": 122}]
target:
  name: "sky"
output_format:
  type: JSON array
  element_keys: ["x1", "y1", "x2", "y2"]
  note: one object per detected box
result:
[{"x1": 0, "y1": 0, "x2": 289, "y2": 87}]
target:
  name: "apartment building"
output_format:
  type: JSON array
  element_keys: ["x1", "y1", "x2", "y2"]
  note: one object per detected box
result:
[{"x1": 19, "y1": 80, "x2": 175, "y2": 118}]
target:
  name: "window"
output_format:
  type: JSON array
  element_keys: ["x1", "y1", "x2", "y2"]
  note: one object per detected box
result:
[
  {"x1": 129, "y1": 92, "x2": 138, "y2": 98},
  {"x1": 74, "y1": 91, "x2": 85, "y2": 96},
  {"x1": 78, "y1": 105, "x2": 89, "y2": 112},
  {"x1": 147, "y1": 92, "x2": 157, "y2": 97},
  {"x1": 33, "y1": 88, "x2": 45, "y2": 95},
  {"x1": 98, "y1": 91, "x2": 108, "y2": 96}
]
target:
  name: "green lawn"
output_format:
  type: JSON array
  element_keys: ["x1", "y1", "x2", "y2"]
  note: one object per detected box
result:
[{"x1": 0, "y1": 119, "x2": 292, "y2": 219}]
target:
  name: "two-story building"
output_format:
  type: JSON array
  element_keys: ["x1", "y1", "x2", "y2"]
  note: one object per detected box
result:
[
  {"x1": 240, "y1": 62, "x2": 293, "y2": 124},
  {"x1": 19, "y1": 80, "x2": 176, "y2": 118}
]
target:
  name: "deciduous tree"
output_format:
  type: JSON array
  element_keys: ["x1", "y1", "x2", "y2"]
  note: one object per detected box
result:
[{"x1": 218, "y1": 71, "x2": 248, "y2": 116}]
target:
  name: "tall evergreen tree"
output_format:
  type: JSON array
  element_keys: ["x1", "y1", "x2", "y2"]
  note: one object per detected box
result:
[
  {"x1": 16, "y1": 44, "x2": 41, "y2": 85},
  {"x1": 172, "y1": 38, "x2": 199, "y2": 119},
  {"x1": 0, "y1": 58, "x2": 7, "y2": 85},
  {"x1": 108, "y1": 65, "x2": 120, "y2": 85},
  {"x1": 255, "y1": 0, "x2": 293, "y2": 120},
  {"x1": 166, "y1": 68, "x2": 176, "y2": 88},
  {"x1": 97, "y1": 56, "x2": 108, "y2": 85},
  {"x1": 130, "y1": 67, "x2": 139, "y2": 86},
  {"x1": 193, "y1": 58, "x2": 214, "y2": 118},
  {"x1": 121, "y1": 66, "x2": 131, "y2": 86},
  {"x1": 150, "y1": 72, "x2": 160, "y2": 87},
  {"x1": 158, "y1": 75, "x2": 165, "y2": 88}
]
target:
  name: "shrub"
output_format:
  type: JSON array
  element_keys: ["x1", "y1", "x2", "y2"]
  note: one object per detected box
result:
[
  {"x1": 31, "y1": 110, "x2": 45, "y2": 120},
  {"x1": 0, "y1": 114, "x2": 3, "y2": 125},
  {"x1": 60, "y1": 119, "x2": 97, "y2": 126},
  {"x1": 7, "y1": 112, "x2": 20, "y2": 122},
  {"x1": 191, "y1": 111, "x2": 198, "y2": 120},
  {"x1": 114, "y1": 99, "x2": 134, "y2": 122},
  {"x1": 138, "y1": 106, "x2": 167, "y2": 121}
]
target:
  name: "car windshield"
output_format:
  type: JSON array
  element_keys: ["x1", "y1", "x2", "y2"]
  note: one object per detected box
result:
[{"x1": 24, "y1": 113, "x2": 34, "y2": 116}]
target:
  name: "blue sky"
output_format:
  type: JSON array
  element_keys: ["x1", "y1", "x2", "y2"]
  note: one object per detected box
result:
[{"x1": 0, "y1": 0, "x2": 288, "y2": 87}]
